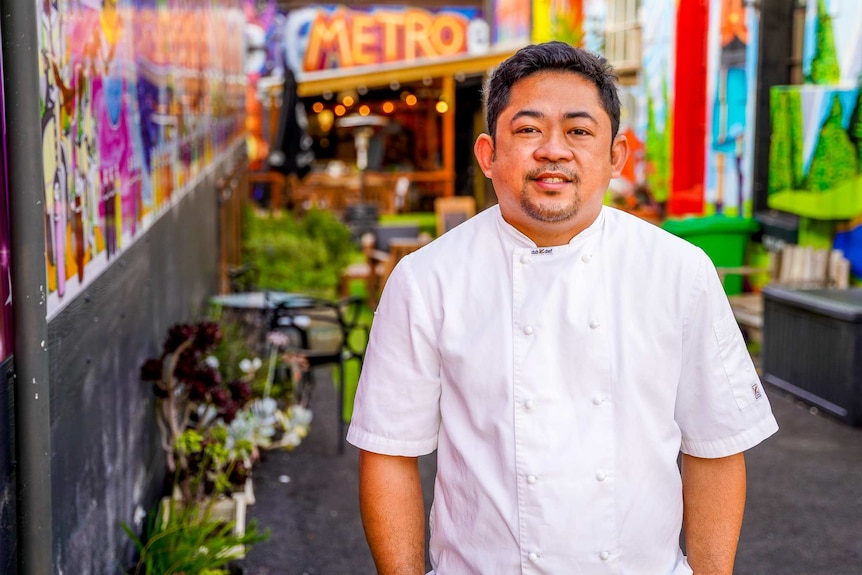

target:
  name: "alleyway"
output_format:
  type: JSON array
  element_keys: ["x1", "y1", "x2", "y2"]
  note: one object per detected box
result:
[{"x1": 237, "y1": 367, "x2": 862, "y2": 575}]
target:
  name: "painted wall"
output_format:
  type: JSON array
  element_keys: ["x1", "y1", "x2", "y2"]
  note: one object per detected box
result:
[
  {"x1": 767, "y1": 0, "x2": 862, "y2": 276},
  {"x1": 704, "y1": 0, "x2": 759, "y2": 217},
  {"x1": 532, "y1": 0, "x2": 583, "y2": 45},
  {"x1": 38, "y1": 0, "x2": 246, "y2": 319},
  {"x1": 493, "y1": 0, "x2": 531, "y2": 44},
  {"x1": 26, "y1": 1, "x2": 246, "y2": 572},
  {"x1": 589, "y1": 0, "x2": 760, "y2": 218}
]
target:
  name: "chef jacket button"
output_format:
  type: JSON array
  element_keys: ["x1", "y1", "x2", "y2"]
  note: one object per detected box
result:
[
  {"x1": 520, "y1": 254, "x2": 532, "y2": 264},
  {"x1": 525, "y1": 399, "x2": 535, "y2": 410},
  {"x1": 528, "y1": 552, "x2": 539, "y2": 562},
  {"x1": 600, "y1": 550, "x2": 610, "y2": 561},
  {"x1": 527, "y1": 474, "x2": 537, "y2": 484},
  {"x1": 589, "y1": 319, "x2": 600, "y2": 329},
  {"x1": 592, "y1": 394, "x2": 604, "y2": 406},
  {"x1": 582, "y1": 254, "x2": 592, "y2": 263},
  {"x1": 523, "y1": 325, "x2": 535, "y2": 335},
  {"x1": 595, "y1": 470, "x2": 607, "y2": 482}
]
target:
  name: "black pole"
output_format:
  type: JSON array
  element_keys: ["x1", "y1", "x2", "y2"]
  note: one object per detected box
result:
[{"x1": 1, "y1": 1, "x2": 54, "y2": 573}]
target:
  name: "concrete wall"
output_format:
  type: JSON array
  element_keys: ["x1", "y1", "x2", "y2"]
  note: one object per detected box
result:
[{"x1": 47, "y1": 167, "x2": 224, "y2": 574}]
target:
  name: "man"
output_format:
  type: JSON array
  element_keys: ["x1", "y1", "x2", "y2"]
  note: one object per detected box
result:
[{"x1": 347, "y1": 42, "x2": 778, "y2": 575}]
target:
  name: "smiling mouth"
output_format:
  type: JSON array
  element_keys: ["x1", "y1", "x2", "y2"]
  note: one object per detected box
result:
[{"x1": 535, "y1": 176, "x2": 569, "y2": 184}]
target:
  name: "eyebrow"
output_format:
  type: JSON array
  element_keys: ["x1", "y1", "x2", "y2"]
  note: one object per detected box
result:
[{"x1": 510, "y1": 109, "x2": 599, "y2": 125}]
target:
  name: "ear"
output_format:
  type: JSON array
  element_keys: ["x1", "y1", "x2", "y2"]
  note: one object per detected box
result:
[
  {"x1": 610, "y1": 133, "x2": 629, "y2": 179},
  {"x1": 474, "y1": 133, "x2": 495, "y2": 178}
]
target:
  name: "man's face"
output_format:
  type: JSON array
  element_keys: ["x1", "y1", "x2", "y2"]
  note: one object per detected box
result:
[{"x1": 475, "y1": 71, "x2": 627, "y2": 243}]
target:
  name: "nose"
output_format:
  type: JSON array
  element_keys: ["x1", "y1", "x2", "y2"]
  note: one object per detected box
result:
[{"x1": 533, "y1": 132, "x2": 574, "y2": 162}]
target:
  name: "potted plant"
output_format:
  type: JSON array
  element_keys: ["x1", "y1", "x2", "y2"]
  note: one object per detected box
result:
[{"x1": 123, "y1": 492, "x2": 268, "y2": 574}]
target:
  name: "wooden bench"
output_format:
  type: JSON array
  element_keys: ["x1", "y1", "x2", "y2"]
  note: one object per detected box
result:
[{"x1": 718, "y1": 245, "x2": 851, "y2": 345}]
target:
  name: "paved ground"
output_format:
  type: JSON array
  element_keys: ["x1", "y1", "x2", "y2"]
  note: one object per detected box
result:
[{"x1": 236, "y1": 367, "x2": 862, "y2": 575}]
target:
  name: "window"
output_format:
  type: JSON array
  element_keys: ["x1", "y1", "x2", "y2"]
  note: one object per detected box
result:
[{"x1": 605, "y1": 0, "x2": 642, "y2": 74}]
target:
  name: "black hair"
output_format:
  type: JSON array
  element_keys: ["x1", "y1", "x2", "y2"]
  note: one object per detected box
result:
[{"x1": 484, "y1": 41, "x2": 621, "y2": 142}]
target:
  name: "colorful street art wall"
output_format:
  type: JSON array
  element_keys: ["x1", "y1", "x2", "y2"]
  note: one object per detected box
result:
[
  {"x1": 245, "y1": 0, "x2": 286, "y2": 169},
  {"x1": 493, "y1": 0, "x2": 530, "y2": 44},
  {"x1": 704, "y1": 0, "x2": 758, "y2": 217},
  {"x1": 587, "y1": 0, "x2": 759, "y2": 218},
  {"x1": 0, "y1": 31, "x2": 11, "y2": 360},
  {"x1": 768, "y1": 0, "x2": 862, "y2": 276},
  {"x1": 531, "y1": 0, "x2": 583, "y2": 45},
  {"x1": 38, "y1": 0, "x2": 246, "y2": 319}
]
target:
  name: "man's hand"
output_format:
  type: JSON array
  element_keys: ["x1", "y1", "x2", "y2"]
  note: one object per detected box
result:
[
  {"x1": 682, "y1": 452, "x2": 747, "y2": 575},
  {"x1": 358, "y1": 450, "x2": 426, "y2": 574}
]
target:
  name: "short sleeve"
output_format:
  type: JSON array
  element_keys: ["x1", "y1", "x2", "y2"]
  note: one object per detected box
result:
[
  {"x1": 346, "y1": 256, "x2": 442, "y2": 456},
  {"x1": 675, "y1": 253, "x2": 778, "y2": 458}
]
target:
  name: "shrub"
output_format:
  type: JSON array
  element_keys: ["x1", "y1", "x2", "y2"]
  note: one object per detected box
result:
[{"x1": 241, "y1": 207, "x2": 356, "y2": 297}]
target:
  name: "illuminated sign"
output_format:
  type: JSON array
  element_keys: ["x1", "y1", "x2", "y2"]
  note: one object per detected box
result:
[{"x1": 284, "y1": 5, "x2": 489, "y2": 73}]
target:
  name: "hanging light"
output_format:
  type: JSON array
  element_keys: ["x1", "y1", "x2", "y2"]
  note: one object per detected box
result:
[{"x1": 318, "y1": 109, "x2": 335, "y2": 132}]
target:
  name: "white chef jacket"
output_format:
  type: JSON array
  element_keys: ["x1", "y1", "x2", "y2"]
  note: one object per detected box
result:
[{"x1": 347, "y1": 205, "x2": 778, "y2": 575}]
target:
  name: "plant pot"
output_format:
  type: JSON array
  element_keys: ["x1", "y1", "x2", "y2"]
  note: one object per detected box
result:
[{"x1": 160, "y1": 489, "x2": 250, "y2": 558}]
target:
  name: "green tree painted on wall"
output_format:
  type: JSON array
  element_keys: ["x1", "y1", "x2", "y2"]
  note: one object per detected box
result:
[
  {"x1": 768, "y1": 88, "x2": 805, "y2": 194},
  {"x1": 645, "y1": 83, "x2": 671, "y2": 203},
  {"x1": 807, "y1": 0, "x2": 841, "y2": 85},
  {"x1": 850, "y1": 88, "x2": 862, "y2": 171},
  {"x1": 552, "y1": 14, "x2": 583, "y2": 47},
  {"x1": 769, "y1": 90, "x2": 794, "y2": 194},
  {"x1": 803, "y1": 95, "x2": 858, "y2": 191}
]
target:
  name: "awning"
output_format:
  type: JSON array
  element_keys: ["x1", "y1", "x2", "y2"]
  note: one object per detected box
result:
[{"x1": 295, "y1": 43, "x2": 524, "y2": 97}]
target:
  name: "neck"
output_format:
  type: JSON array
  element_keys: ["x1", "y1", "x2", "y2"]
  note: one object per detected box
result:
[{"x1": 504, "y1": 206, "x2": 602, "y2": 247}]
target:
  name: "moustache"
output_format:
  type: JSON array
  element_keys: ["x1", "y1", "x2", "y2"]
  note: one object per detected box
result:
[{"x1": 525, "y1": 165, "x2": 581, "y2": 184}]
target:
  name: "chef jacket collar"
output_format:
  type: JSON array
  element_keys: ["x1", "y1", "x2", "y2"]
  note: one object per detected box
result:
[{"x1": 495, "y1": 205, "x2": 606, "y2": 249}]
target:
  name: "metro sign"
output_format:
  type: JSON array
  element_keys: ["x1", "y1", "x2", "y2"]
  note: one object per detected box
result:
[{"x1": 284, "y1": 5, "x2": 488, "y2": 73}]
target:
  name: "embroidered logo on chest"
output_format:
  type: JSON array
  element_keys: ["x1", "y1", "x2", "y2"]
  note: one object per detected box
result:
[{"x1": 531, "y1": 248, "x2": 554, "y2": 255}]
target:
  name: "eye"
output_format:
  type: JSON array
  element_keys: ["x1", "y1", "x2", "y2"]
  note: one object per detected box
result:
[
  {"x1": 568, "y1": 128, "x2": 590, "y2": 136},
  {"x1": 515, "y1": 126, "x2": 540, "y2": 134}
]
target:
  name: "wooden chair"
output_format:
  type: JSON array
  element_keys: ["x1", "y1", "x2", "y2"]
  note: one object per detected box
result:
[
  {"x1": 361, "y1": 224, "x2": 430, "y2": 307},
  {"x1": 718, "y1": 244, "x2": 850, "y2": 344},
  {"x1": 435, "y1": 196, "x2": 477, "y2": 236}
]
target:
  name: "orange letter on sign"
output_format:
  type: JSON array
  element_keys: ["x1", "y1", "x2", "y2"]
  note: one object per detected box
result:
[
  {"x1": 352, "y1": 13, "x2": 378, "y2": 66},
  {"x1": 431, "y1": 14, "x2": 466, "y2": 56},
  {"x1": 404, "y1": 9, "x2": 435, "y2": 60},
  {"x1": 304, "y1": 9, "x2": 354, "y2": 71},
  {"x1": 377, "y1": 11, "x2": 402, "y2": 63}
]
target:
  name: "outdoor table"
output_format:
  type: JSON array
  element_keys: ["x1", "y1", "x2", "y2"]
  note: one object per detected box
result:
[
  {"x1": 209, "y1": 290, "x2": 316, "y2": 311},
  {"x1": 209, "y1": 291, "x2": 319, "y2": 354}
]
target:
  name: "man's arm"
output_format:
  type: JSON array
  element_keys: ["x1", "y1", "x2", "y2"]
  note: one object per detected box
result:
[
  {"x1": 681, "y1": 452, "x2": 747, "y2": 575},
  {"x1": 358, "y1": 449, "x2": 426, "y2": 575}
]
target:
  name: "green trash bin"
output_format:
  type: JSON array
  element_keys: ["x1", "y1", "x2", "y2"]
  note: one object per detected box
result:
[{"x1": 661, "y1": 215, "x2": 760, "y2": 295}]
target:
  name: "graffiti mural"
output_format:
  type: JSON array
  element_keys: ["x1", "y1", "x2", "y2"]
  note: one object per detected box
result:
[
  {"x1": 704, "y1": 0, "x2": 758, "y2": 217},
  {"x1": 768, "y1": 0, "x2": 862, "y2": 276},
  {"x1": 493, "y1": 0, "x2": 531, "y2": 45},
  {"x1": 531, "y1": 0, "x2": 583, "y2": 45},
  {"x1": 0, "y1": 30, "x2": 11, "y2": 360},
  {"x1": 38, "y1": 0, "x2": 246, "y2": 318},
  {"x1": 640, "y1": 0, "x2": 675, "y2": 206},
  {"x1": 245, "y1": 0, "x2": 286, "y2": 169}
]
